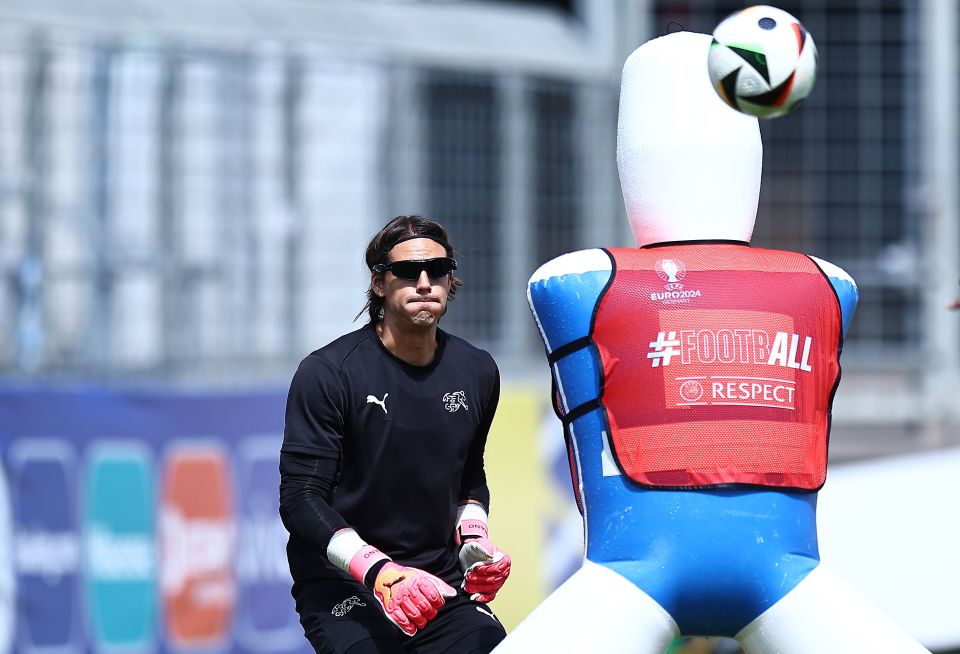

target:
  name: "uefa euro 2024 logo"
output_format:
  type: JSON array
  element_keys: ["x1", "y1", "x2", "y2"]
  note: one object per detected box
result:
[
  {"x1": 655, "y1": 258, "x2": 686, "y2": 289},
  {"x1": 652, "y1": 259, "x2": 701, "y2": 305}
]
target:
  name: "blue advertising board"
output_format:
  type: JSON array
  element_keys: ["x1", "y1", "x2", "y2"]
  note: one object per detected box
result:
[
  {"x1": 8, "y1": 439, "x2": 81, "y2": 654},
  {"x1": 0, "y1": 463, "x2": 12, "y2": 654},
  {"x1": 85, "y1": 444, "x2": 156, "y2": 651},
  {"x1": 0, "y1": 386, "x2": 307, "y2": 654}
]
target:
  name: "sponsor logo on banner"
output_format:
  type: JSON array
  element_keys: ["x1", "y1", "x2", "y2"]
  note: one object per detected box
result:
[
  {"x1": 161, "y1": 444, "x2": 235, "y2": 649},
  {"x1": 84, "y1": 444, "x2": 156, "y2": 651},
  {"x1": 9, "y1": 439, "x2": 82, "y2": 654},
  {"x1": 0, "y1": 462, "x2": 13, "y2": 654},
  {"x1": 234, "y1": 437, "x2": 302, "y2": 652}
]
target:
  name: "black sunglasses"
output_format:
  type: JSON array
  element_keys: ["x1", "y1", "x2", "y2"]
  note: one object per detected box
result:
[{"x1": 373, "y1": 257, "x2": 458, "y2": 281}]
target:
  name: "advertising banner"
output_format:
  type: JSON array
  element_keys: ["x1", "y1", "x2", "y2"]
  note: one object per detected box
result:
[{"x1": 0, "y1": 386, "x2": 302, "y2": 654}]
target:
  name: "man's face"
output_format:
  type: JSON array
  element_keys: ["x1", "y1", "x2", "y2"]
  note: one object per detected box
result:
[{"x1": 372, "y1": 238, "x2": 451, "y2": 328}]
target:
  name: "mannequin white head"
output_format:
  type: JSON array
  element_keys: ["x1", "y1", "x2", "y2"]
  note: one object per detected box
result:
[{"x1": 617, "y1": 31, "x2": 763, "y2": 247}]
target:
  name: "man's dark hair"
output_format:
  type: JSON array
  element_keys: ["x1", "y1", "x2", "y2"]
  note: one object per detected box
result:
[{"x1": 359, "y1": 215, "x2": 463, "y2": 322}]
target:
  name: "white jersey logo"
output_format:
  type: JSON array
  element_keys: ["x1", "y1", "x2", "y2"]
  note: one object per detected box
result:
[
  {"x1": 443, "y1": 391, "x2": 469, "y2": 413},
  {"x1": 366, "y1": 393, "x2": 388, "y2": 414},
  {"x1": 655, "y1": 258, "x2": 686, "y2": 283},
  {"x1": 475, "y1": 605, "x2": 499, "y2": 622},
  {"x1": 648, "y1": 329, "x2": 814, "y2": 372},
  {"x1": 332, "y1": 595, "x2": 366, "y2": 617},
  {"x1": 651, "y1": 258, "x2": 703, "y2": 304}
]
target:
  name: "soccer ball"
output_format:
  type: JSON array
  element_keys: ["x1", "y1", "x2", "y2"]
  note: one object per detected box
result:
[{"x1": 707, "y1": 5, "x2": 817, "y2": 119}]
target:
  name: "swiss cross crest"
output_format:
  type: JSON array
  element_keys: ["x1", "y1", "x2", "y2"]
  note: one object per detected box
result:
[{"x1": 443, "y1": 391, "x2": 469, "y2": 413}]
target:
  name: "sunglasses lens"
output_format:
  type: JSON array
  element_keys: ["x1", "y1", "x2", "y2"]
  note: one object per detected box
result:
[
  {"x1": 423, "y1": 259, "x2": 453, "y2": 278},
  {"x1": 389, "y1": 261, "x2": 423, "y2": 280},
  {"x1": 386, "y1": 258, "x2": 453, "y2": 280}
]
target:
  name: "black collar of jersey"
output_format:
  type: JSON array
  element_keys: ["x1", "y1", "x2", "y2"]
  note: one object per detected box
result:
[
  {"x1": 364, "y1": 321, "x2": 447, "y2": 372},
  {"x1": 640, "y1": 239, "x2": 751, "y2": 248}
]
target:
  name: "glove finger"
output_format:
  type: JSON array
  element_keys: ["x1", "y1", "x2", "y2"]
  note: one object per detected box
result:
[
  {"x1": 464, "y1": 579, "x2": 502, "y2": 595},
  {"x1": 462, "y1": 540, "x2": 494, "y2": 560},
  {"x1": 464, "y1": 568, "x2": 499, "y2": 583},
  {"x1": 413, "y1": 577, "x2": 441, "y2": 604},
  {"x1": 470, "y1": 591, "x2": 496, "y2": 603},
  {"x1": 419, "y1": 599, "x2": 439, "y2": 622},
  {"x1": 399, "y1": 595, "x2": 427, "y2": 629},
  {"x1": 484, "y1": 556, "x2": 510, "y2": 574},
  {"x1": 408, "y1": 585, "x2": 439, "y2": 621},
  {"x1": 465, "y1": 568, "x2": 509, "y2": 587},
  {"x1": 396, "y1": 616, "x2": 418, "y2": 635},
  {"x1": 426, "y1": 576, "x2": 457, "y2": 599},
  {"x1": 465, "y1": 554, "x2": 508, "y2": 575},
  {"x1": 467, "y1": 561, "x2": 509, "y2": 579},
  {"x1": 459, "y1": 540, "x2": 495, "y2": 570},
  {"x1": 465, "y1": 573, "x2": 502, "y2": 587},
  {"x1": 385, "y1": 605, "x2": 416, "y2": 636}
]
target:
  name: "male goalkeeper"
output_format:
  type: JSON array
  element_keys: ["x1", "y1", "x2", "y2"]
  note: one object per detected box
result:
[{"x1": 280, "y1": 215, "x2": 511, "y2": 654}]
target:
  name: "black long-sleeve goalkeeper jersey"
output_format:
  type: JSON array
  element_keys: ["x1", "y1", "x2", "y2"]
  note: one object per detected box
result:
[{"x1": 280, "y1": 322, "x2": 500, "y2": 587}]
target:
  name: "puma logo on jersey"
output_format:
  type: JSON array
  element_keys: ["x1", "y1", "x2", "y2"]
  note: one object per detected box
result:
[
  {"x1": 366, "y1": 393, "x2": 388, "y2": 414},
  {"x1": 475, "y1": 606, "x2": 499, "y2": 622}
]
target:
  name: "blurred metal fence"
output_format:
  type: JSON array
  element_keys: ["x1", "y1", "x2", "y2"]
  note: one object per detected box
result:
[
  {"x1": 661, "y1": 0, "x2": 922, "y2": 352},
  {"x1": 0, "y1": 31, "x2": 619, "y2": 379},
  {"x1": 0, "y1": 0, "x2": 957, "y2": 446},
  {"x1": 0, "y1": 40, "x2": 393, "y2": 378},
  {"x1": 650, "y1": 0, "x2": 960, "y2": 453}
]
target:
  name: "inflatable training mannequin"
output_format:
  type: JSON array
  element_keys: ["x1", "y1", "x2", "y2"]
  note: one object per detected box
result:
[{"x1": 493, "y1": 32, "x2": 930, "y2": 654}]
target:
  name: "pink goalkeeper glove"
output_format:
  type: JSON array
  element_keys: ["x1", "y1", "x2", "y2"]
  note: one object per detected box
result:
[
  {"x1": 349, "y1": 545, "x2": 455, "y2": 636},
  {"x1": 458, "y1": 537, "x2": 511, "y2": 602},
  {"x1": 456, "y1": 506, "x2": 511, "y2": 603}
]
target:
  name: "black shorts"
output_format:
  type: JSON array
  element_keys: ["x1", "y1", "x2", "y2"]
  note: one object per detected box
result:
[{"x1": 293, "y1": 577, "x2": 506, "y2": 654}]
